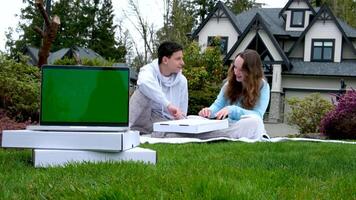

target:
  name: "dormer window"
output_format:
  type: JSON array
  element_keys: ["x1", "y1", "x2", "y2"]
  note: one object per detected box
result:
[
  {"x1": 291, "y1": 10, "x2": 305, "y2": 27},
  {"x1": 311, "y1": 39, "x2": 335, "y2": 62}
]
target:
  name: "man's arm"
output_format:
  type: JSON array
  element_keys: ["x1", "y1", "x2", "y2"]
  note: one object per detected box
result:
[
  {"x1": 137, "y1": 67, "x2": 170, "y2": 108},
  {"x1": 180, "y1": 76, "x2": 188, "y2": 115}
]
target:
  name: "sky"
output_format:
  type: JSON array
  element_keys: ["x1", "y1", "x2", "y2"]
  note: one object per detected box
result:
[{"x1": 0, "y1": 0, "x2": 288, "y2": 52}]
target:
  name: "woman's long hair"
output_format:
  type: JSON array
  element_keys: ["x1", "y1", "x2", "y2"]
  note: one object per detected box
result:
[{"x1": 225, "y1": 49, "x2": 264, "y2": 109}]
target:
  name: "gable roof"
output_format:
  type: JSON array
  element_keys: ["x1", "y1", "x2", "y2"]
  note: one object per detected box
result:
[
  {"x1": 49, "y1": 46, "x2": 106, "y2": 63},
  {"x1": 191, "y1": 1, "x2": 241, "y2": 38},
  {"x1": 192, "y1": 2, "x2": 356, "y2": 39},
  {"x1": 287, "y1": 5, "x2": 356, "y2": 56},
  {"x1": 279, "y1": 0, "x2": 316, "y2": 19},
  {"x1": 23, "y1": 46, "x2": 40, "y2": 65},
  {"x1": 235, "y1": 8, "x2": 302, "y2": 37},
  {"x1": 47, "y1": 48, "x2": 71, "y2": 64},
  {"x1": 224, "y1": 13, "x2": 291, "y2": 70},
  {"x1": 23, "y1": 46, "x2": 106, "y2": 65}
]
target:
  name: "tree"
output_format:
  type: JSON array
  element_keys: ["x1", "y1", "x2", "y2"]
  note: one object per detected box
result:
[
  {"x1": 125, "y1": 0, "x2": 157, "y2": 65},
  {"x1": 89, "y1": 0, "x2": 126, "y2": 61},
  {"x1": 34, "y1": 0, "x2": 60, "y2": 67},
  {"x1": 5, "y1": 0, "x2": 43, "y2": 58},
  {"x1": 226, "y1": 0, "x2": 259, "y2": 14},
  {"x1": 156, "y1": 0, "x2": 195, "y2": 47},
  {"x1": 311, "y1": 0, "x2": 356, "y2": 28},
  {"x1": 183, "y1": 41, "x2": 225, "y2": 114},
  {"x1": 6, "y1": 0, "x2": 127, "y2": 62},
  {"x1": 192, "y1": 0, "x2": 216, "y2": 24}
]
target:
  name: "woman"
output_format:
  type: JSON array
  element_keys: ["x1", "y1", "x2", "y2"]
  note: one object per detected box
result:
[{"x1": 198, "y1": 49, "x2": 270, "y2": 139}]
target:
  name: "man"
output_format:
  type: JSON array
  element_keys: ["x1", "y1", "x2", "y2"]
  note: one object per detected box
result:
[{"x1": 129, "y1": 41, "x2": 188, "y2": 134}]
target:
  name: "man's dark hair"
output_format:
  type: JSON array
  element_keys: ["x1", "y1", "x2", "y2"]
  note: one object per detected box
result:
[{"x1": 158, "y1": 41, "x2": 183, "y2": 64}]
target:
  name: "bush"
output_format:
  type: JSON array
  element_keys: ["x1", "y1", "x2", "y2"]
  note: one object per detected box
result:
[
  {"x1": 53, "y1": 57, "x2": 115, "y2": 66},
  {"x1": 0, "y1": 109, "x2": 32, "y2": 131},
  {"x1": 286, "y1": 93, "x2": 334, "y2": 134},
  {"x1": 0, "y1": 54, "x2": 40, "y2": 121},
  {"x1": 188, "y1": 84, "x2": 221, "y2": 115},
  {"x1": 183, "y1": 41, "x2": 226, "y2": 115},
  {"x1": 320, "y1": 90, "x2": 356, "y2": 139}
]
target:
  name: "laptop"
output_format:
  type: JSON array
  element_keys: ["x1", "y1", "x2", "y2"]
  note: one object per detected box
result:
[{"x1": 27, "y1": 65, "x2": 129, "y2": 132}]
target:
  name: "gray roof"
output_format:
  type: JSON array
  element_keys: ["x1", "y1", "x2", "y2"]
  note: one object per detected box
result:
[
  {"x1": 234, "y1": 8, "x2": 356, "y2": 38},
  {"x1": 235, "y1": 8, "x2": 301, "y2": 37},
  {"x1": 48, "y1": 48, "x2": 70, "y2": 64},
  {"x1": 24, "y1": 46, "x2": 39, "y2": 65},
  {"x1": 193, "y1": 1, "x2": 356, "y2": 78},
  {"x1": 285, "y1": 59, "x2": 356, "y2": 77},
  {"x1": 337, "y1": 19, "x2": 356, "y2": 38},
  {"x1": 24, "y1": 46, "x2": 106, "y2": 65},
  {"x1": 49, "y1": 46, "x2": 105, "y2": 63},
  {"x1": 73, "y1": 46, "x2": 105, "y2": 61},
  {"x1": 192, "y1": 3, "x2": 356, "y2": 39}
]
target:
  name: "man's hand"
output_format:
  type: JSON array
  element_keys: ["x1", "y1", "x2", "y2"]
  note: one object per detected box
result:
[
  {"x1": 167, "y1": 104, "x2": 185, "y2": 119},
  {"x1": 198, "y1": 107, "x2": 211, "y2": 118},
  {"x1": 215, "y1": 107, "x2": 229, "y2": 120}
]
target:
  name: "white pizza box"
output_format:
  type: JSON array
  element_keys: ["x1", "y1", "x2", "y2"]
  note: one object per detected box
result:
[
  {"x1": 33, "y1": 147, "x2": 156, "y2": 167},
  {"x1": 153, "y1": 117, "x2": 229, "y2": 134},
  {"x1": 1, "y1": 130, "x2": 140, "y2": 152}
]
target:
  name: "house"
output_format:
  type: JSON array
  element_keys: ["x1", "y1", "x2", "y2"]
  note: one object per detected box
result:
[
  {"x1": 23, "y1": 46, "x2": 105, "y2": 66},
  {"x1": 23, "y1": 46, "x2": 138, "y2": 88},
  {"x1": 191, "y1": 0, "x2": 356, "y2": 122}
]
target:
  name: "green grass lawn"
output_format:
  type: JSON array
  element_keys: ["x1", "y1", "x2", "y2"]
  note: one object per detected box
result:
[{"x1": 0, "y1": 142, "x2": 355, "y2": 199}]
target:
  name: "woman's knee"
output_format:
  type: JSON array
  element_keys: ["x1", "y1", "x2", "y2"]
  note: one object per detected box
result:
[{"x1": 240, "y1": 116, "x2": 263, "y2": 127}]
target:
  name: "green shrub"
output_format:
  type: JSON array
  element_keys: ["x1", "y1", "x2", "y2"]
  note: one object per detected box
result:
[
  {"x1": 188, "y1": 84, "x2": 221, "y2": 115},
  {"x1": 286, "y1": 93, "x2": 334, "y2": 134},
  {"x1": 53, "y1": 57, "x2": 115, "y2": 66},
  {"x1": 184, "y1": 66, "x2": 209, "y2": 90},
  {"x1": 183, "y1": 41, "x2": 225, "y2": 115},
  {"x1": 0, "y1": 54, "x2": 40, "y2": 121}
]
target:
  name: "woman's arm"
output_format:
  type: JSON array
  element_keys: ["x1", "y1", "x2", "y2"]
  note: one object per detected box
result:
[
  {"x1": 208, "y1": 83, "x2": 228, "y2": 118},
  {"x1": 227, "y1": 80, "x2": 270, "y2": 120}
]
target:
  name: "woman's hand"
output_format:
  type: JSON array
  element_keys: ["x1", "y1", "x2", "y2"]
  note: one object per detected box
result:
[
  {"x1": 215, "y1": 107, "x2": 229, "y2": 120},
  {"x1": 198, "y1": 107, "x2": 211, "y2": 118}
]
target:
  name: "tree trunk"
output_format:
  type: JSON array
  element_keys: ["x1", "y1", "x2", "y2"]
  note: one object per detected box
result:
[{"x1": 34, "y1": 0, "x2": 60, "y2": 68}]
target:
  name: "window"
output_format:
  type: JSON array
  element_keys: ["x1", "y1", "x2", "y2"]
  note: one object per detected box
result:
[
  {"x1": 207, "y1": 36, "x2": 228, "y2": 55},
  {"x1": 291, "y1": 10, "x2": 305, "y2": 27},
  {"x1": 311, "y1": 39, "x2": 335, "y2": 62}
]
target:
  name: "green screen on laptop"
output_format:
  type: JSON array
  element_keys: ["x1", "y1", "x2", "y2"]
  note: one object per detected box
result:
[{"x1": 40, "y1": 65, "x2": 129, "y2": 126}]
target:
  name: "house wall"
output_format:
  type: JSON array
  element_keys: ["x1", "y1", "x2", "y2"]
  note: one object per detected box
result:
[
  {"x1": 282, "y1": 75, "x2": 356, "y2": 121},
  {"x1": 284, "y1": 1, "x2": 313, "y2": 31},
  {"x1": 228, "y1": 31, "x2": 256, "y2": 59},
  {"x1": 304, "y1": 21, "x2": 343, "y2": 62},
  {"x1": 258, "y1": 31, "x2": 283, "y2": 61},
  {"x1": 198, "y1": 15, "x2": 239, "y2": 52}
]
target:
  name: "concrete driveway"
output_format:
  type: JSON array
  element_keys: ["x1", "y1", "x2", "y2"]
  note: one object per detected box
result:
[{"x1": 264, "y1": 123, "x2": 299, "y2": 137}]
